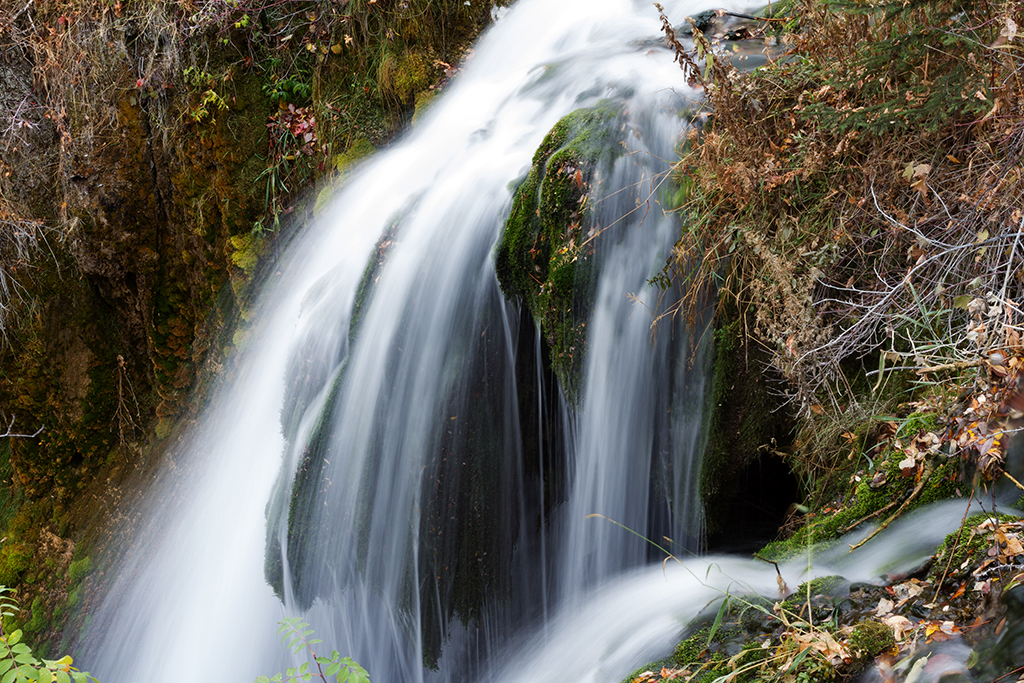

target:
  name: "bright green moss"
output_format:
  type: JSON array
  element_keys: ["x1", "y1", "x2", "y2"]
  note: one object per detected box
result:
[
  {"x1": 0, "y1": 542, "x2": 33, "y2": 587},
  {"x1": 759, "y1": 424, "x2": 960, "y2": 562},
  {"x1": 332, "y1": 138, "x2": 377, "y2": 173},
  {"x1": 674, "y1": 626, "x2": 713, "y2": 665},
  {"x1": 24, "y1": 596, "x2": 48, "y2": 635},
  {"x1": 67, "y1": 557, "x2": 92, "y2": 585},
  {"x1": 929, "y1": 512, "x2": 1023, "y2": 582},
  {"x1": 849, "y1": 620, "x2": 895, "y2": 660}
]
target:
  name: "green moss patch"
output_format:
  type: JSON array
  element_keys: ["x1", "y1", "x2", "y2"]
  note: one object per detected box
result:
[
  {"x1": 848, "y1": 620, "x2": 895, "y2": 661},
  {"x1": 494, "y1": 103, "x2": 622, "y2": 395},
  {"x1": 760, "y1": 413, "x2": 960, "y2": 561}
]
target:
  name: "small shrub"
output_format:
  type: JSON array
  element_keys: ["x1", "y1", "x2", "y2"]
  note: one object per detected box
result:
[
  {"x1": 0, "y1": 586, "x2": 96, "y2": 682},
  {"x1": 256, "y1": 618, "x2": 369, "y2": 683}
]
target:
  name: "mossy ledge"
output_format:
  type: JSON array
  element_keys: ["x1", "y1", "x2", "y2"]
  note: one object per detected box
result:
[{"x1": 494, "y1": 103, "x2": 622, "y2": 397}]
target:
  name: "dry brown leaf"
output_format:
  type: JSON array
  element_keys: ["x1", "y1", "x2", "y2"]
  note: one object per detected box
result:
[{"x1": 882, "y1": 614, "x2": 914, "y2": 640}]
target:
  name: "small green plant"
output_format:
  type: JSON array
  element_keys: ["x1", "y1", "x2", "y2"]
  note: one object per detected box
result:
[
  {"x1": 188, "y1": 90, "x2": 229, "y2": 123},
  {"x1": 182, "y1": 67, "x2": 229, "y2": 123},
  {"x1": 263, "y1": 74, "x2": 313, "y2": 105},
  {"x1": 0, "y1": 586, "x2": 96, "y2": 683},
  {"x1": 183, "y1": 66, "x2": 212, "y2": 89},
  {"x1": 256, "y1": 618, "x2": 369, "y2": 683}
]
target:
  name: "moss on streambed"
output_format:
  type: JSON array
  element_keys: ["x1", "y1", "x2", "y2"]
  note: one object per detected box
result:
[{"x1": 758, "y1": 413, "x2": 960, "y2": 562}]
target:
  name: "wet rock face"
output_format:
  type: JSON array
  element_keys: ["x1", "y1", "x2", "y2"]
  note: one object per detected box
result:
[
  {"x1": 700, "y1": 315, "x2": 796, "y2": 544},
  {"x1": 0, "y1": 10, "x2": 277, "y2": 622},
  {"x1": 705, "y1": 452, "x2": 799, "y2": 554}
]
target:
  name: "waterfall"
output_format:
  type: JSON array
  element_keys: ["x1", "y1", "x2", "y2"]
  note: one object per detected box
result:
[{"x1": 77, "y1": 0, "x2": 751, "y2": 681}]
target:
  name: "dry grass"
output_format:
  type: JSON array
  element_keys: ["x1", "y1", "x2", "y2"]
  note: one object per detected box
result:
[
  {"x1": 0, "y1": 0, "x2": 184, "y2": 343},
  {"x1": 0, "y1": 0, "x2": 501, "y2": 322},
  {"x1": 658, "y1": 0, "x2": 1024, "y2": 422},
  {"x1": 0, "y1": 205, "x2": 56, "y2": 344}
]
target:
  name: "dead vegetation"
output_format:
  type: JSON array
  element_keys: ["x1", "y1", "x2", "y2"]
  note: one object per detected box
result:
[{"x1": 658, "y1": 0, "x2": 1024, "y2": 426}]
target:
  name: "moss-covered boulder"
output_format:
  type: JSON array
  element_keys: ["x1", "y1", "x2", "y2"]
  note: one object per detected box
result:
[{"x1": 494, "y1": 104, "x2": 622, "y2": 395}]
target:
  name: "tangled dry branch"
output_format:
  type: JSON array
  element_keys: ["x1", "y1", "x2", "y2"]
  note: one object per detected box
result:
[{"x1": 659, "y1": 0, "x2": 1024, "y2": 417}]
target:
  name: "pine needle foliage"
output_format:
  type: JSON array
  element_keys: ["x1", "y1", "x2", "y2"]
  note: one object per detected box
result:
[{"x1": 793, "y1": 0, "x2": 1003, "y2": 136}]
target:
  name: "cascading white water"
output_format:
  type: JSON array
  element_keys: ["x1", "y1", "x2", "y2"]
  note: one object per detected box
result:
[{"x1": 76, "y1": 0, "x2": 824, "y2": 681}]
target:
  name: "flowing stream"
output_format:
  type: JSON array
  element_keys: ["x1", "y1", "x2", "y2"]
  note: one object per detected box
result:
[{"x1": 75, "y1": 1, "x2": 972, "y2": 681}]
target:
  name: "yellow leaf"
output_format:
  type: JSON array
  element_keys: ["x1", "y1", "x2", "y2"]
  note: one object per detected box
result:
[{"x1": 331, "y1": 44, "x2": 342, "y2": 54}]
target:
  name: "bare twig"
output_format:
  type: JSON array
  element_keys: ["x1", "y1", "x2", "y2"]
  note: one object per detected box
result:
[
  {"x1": 840, "y1": 500, "x2": 898, "y2": 534},
  {"x1": 1003, "y1": 470, "x2": 1024, "y2": 492},
  {"x1": 932, "y1": 487, "x2": 975, "y2": 602},
  {"x1": 0, "y1": 414, "x2": 43, "y2": 439}
]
